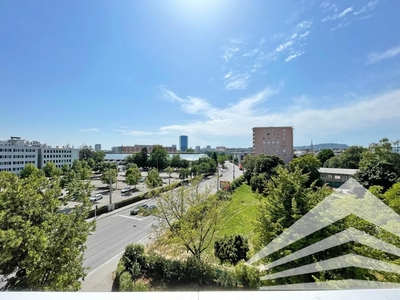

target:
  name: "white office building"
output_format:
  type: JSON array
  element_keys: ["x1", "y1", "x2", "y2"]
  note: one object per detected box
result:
[
  {"x1": 0, "y1": 136, "x2": 79, "y2": 174},
  {"x1": 39, "y1": 146, "x2": 79, "y2": 169}
]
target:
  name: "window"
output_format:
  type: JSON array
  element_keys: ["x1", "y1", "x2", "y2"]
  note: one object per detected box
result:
[{"x1": 334, "y1": 175, "x2": 341, "y2": 179}]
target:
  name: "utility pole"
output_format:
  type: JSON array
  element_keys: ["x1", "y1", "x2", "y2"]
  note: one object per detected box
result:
[
  {"x1": 109, "y1": 175, "x2": 112, "y2": 204},
  {"x1": 217, "y1": 167, "x2": 219, "y2": 191},
  {"x1": 233, "y1": 163, "x2": 235, "y2": 180}
]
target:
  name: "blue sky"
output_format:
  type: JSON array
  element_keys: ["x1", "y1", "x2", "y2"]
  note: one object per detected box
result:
[{"x1": 1, "y1": 0, "x2": 400, "y2": 150}]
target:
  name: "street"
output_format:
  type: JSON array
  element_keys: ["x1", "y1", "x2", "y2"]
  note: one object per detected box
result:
[{"x1": 81, "y1": 161, "x2": 242, "y2": 290}]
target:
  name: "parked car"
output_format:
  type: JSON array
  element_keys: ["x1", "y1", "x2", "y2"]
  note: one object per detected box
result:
[
  {"x1": 121, "y1": 187, "x2": 131, "y2": 194},
  {"x1": 148, "y1": 205, "x2": 157, "y2": 211},
  {"x1": 139, "y1": 177, "x2": 146, "y2": 182},
  {"x1": 90, "y1": 194, "x2": 103, "y2": 202},
  {"x1": 130, "y1": 204, "x2": 149, "y2": 215}
]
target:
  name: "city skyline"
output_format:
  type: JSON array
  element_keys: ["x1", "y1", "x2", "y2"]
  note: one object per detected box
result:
[{"x1": 1, "y1": 1, "x2": 400, "y2": 149}]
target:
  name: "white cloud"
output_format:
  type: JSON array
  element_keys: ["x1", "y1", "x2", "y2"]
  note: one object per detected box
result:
[
  {"x1": 330, "y1": 21, "x2": 350, "y2": 31},
  {"x1": 243, "y1": 48, "x2": 260, "y2": 57},
  {"x1": 295, "y1": 20, "x2": 313, "y2": 32},
  {"x1": 276, "y1": 40, "x2": 294, "y2": 52},
  {"x1": 332, "y1": 7, "x2": 353, "y2": 19},
  {"x1": 118, "y1": 125, "x2": 129, "y2": 129},
  {"x1": 299, "y1": 31, "x2": 310, "y2": 38},
  {"x1": 366, "y1": 45, "x2": 400, "y2": 65},
  {"x1": 322, "y1": 6, "x2": 353, "y2": 22},
  {"x1": 158, "y1": 88, "x2": 400, "y2": 144},
  {"x1": 80, "y1": 128, "x2": 99, "y2": 132},
  {"x1": 354, "y1": 1, "x2": 379, "y2": 15},
  {"x1": 221, "y1": 45, "x2": 240, "y2": 62},
  {"x1": 285, "y1": 51, "x2": 305, "y2": 62},
  {"x1": 225, "y1": 73, "x2": 250, "y2": 90}
]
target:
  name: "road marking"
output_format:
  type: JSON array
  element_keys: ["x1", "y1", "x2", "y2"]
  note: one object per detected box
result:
[
  {"x1": 117, "y1": 214, "x2": 145, "y2": 221},
  {"x1": 85, "y1": 224, "x2": 154, "y2": 278}
]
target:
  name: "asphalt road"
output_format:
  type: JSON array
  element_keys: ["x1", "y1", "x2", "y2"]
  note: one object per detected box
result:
[{"x1": 83, "y1": 161, "x2": 242, "y2": 273}]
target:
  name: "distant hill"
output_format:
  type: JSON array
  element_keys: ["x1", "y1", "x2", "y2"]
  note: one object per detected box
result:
[{"x1": 294, "y1": 143, "x2": 349, "y2": 150}]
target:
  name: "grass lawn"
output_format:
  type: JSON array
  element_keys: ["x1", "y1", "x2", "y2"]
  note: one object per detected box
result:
[{"x1": 203, "y1": 183, "x2": 262, "y2": 262}]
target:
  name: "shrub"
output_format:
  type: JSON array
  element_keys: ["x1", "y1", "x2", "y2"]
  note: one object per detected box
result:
[
  {"x1": 214, "y1": 235, "x2": 249, "y2": 265},
  {"x1": 119, "y1": 271, "x2": 134, "y2": 291},
  {"x1": 122, "y1": 244, "x2": 146, "y2": 281},
  {"x1": 216, "y1": 189, "x2": 232, "y2": 201},
  {"x1": 235, "y1": 261, "x2": 261, "y2": 289}
]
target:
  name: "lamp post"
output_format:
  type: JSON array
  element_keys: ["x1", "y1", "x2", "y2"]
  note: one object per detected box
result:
[
  {"x1": 233, "y1": 163, "x2": 235, "y2": 180},
  {"x1": 109, "y1": 175, "x2": 112, "y2": 204},
  {"x1": 217, "y1": 167, "x2": 220, "y2": 191}
]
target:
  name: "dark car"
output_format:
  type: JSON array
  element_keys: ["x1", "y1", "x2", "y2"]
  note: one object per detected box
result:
[
  {"x1": 130, "y1": 204, "x2": 149, "y2": 215},
  {"x1": 148, "y1": 205, "x2": 157, "y2": 211}
]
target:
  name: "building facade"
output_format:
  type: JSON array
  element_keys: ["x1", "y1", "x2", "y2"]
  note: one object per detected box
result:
[
  {"x1": 319, "y1": 168, "x2": 358, "y2": 188},
  {"x1": 38, "y1": 146, "x2": 79, "y2": 169},
  {"x1": 0, "y1": 137, "x2": 78, "y2": 174},
  {"x1": 95, "y1": 144, "x2": 101, "y2": 151},
  {"x1": 111, "y1": 144, "x2": 177, "y2": 154},
  {"x1": 0, "y1": 137, "x2": 39, "y2": 173},
  {"x1": 179, "y1": 136, "x2": 188, "y2": 152},
  {"x1": 252, "y1": 126, "x2": 294, "y2": 164}
]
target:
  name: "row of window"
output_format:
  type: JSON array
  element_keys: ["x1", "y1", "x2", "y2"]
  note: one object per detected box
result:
[
  {"x1": 12, "y1": 161, "x2": 35, "y2": 165},
  {"x1": 43, "y1": 160, "x2": 72, "y2": 164},
  {"x1": 43, "y1": 149, "x2": 72, "y2": 154},
  {"x1": 0, "y1": 148, "x2": 37, "y2": 152},
  {"x1": 321, "y1": 174, "x2": 348, "y2": 180},
  {"x1": 0, "y1": 155, "x2": 12, "y2": 159},
  {"x1": 44, "y1": 154, "x2": 72, "y2": 158}
]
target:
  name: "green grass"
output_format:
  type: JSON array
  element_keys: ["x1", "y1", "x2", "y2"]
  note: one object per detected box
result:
[{"x1": 204, "y1": 184, "x2": 262, "y2": 262}]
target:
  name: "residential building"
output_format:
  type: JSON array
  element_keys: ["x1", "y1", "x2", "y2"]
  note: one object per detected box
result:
[
  {"x1": 252, "y1": 126, "x2": 294, "y2": 164},
  {"x1": 179, "y1": 136, "x2": 188, "y2": 152},
  {"x1": 319, "y1": 168, "x2": 358, "y2": 188},
  {"x1": 0, "y1": 136, "x2": 78, "y2": 174},
  {"x1": 95, "y1": 144, "x2": 101, "y2": 151}
]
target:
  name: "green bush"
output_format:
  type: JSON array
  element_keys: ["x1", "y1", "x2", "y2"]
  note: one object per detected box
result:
[
  {"x1": 122, "y1": 244, "x2": 146, "y2": 281},
  {"x1": 231, "y1": 175, "x2": 245, "y2": 192},
  {"x1": 119, "y1": 271, "x2": 135, "y2": 291},
  {"x1": 214, "y1": 235, "x2": 249, "y2": 265},
  {"x1": 235, "y1": 260, "x2": 261, "y2": 289},
  {"x1": 131, "y1": 279, "x2": 149, "y2": 291},
  {"x1": 216, "y1": 189, "x2": 232, "y2": 201}
]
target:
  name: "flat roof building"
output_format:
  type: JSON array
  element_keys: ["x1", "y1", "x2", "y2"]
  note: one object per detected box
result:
[
  {"x1": 0, "y1": 137, "x2": 78, "y2": 174},
  {"x1": 253, "y1": 126, "x2": 294, "y2": 164}
]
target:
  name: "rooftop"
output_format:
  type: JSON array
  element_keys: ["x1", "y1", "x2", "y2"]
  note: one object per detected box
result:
[{"x1": 318, "y1": 168, "x2": 359, "y2": 175}]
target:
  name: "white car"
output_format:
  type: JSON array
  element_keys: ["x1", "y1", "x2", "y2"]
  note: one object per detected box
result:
[
  {"x1": 121, "y1": 187, "x2": 131, "y2": 194},
  {"x1": 90, "y1": 194, "x2": 103, "y2": 202}
]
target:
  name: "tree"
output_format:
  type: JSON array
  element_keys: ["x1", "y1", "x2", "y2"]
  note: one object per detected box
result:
[
  {"x1": 125, "y1": 165, "x2": 141, "y2": 190},
  {"x1": 43, "y1": 161, "x2": 61, "y2": 178},
  {"x1": 170, "y1": 154, "x2": 182, "y2": 168},
  {"x1": 165, "y1": 166, "x2": 174, "y2": 186},
  {"x1": 253, "y1": 166, "x2": 334, "y2": 286},
  {"x1": 71, "y1": 160, "x2": 92, "y2": 181},
  {"x1": 289, "y1": 154, "x2": 323, "y2": 188},
  {"x1": 185, "y1": 148, "x2": 195, "y2": 153},
  {"x1": 211, "y1": 152, "x2": 218, "y2": 165},
  {"x1": 148, "y1": 145, "x2": 169, "y2": 170},
  {"x1": 139, "y1": 148, "x2": 148, "y2": 168},
  {"x1": 179, "y1": 168, "x2": 190, "y2": 182},
  {"x1": 217, "y1": 154, "x2": 227, "y2": 168},
  {"x1": 61, "y1": 164, "x2": 70, "y2": 175},
  {"x1": 154, "y1": 179, "x2": 222, "y2": 260},
  {"x1": 242, "y1": 154, "x2": 284, "y2": 186},
  {"x1": 79, "y1": 144, "x2": 94, "y2": 161},
  {"x1": 353, "y1": 160, "x2": 398, "y2": 191},
  {"x1": 19, "y1": 163, "x2": 44, "y2": 179},
  {"x1": 101, "y1": 168, "x2": 118, "y2": 185},
  {"x1": 145, "y1": 168, "x2": 163, "y2": 189},
  {"x1": 324, "y1": 146, "x2": 365, "y2": 169},
  {"x1": 316, "y1": 149, "x2": 335, "y2": 165},
  {"x1": 0, "y1": 171, "x2": 95, "y2": 291},
  {"x1": 214, "y1": 235, "x2": 249, "y2": 265}
]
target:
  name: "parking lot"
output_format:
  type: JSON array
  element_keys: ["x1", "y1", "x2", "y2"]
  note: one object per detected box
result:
[{"x1": 60, "y1": 170, "x2": 182, "y2": 211}]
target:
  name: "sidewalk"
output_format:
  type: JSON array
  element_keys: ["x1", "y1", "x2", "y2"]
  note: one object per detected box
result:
[{"x1": 80, "y1": 234, "x2": 153, "y2": 292}]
